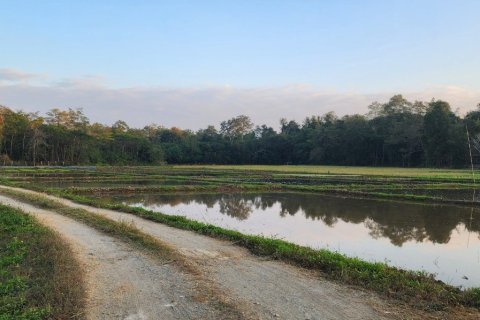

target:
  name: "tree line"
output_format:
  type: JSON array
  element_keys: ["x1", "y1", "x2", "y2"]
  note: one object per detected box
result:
[{"x1": 1, "y1": 95, "x2": 479, "y2": 167}]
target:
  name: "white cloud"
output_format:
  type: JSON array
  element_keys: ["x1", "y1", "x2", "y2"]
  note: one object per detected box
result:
[
  {"x1": 0, "y1": 72, "x2": 479, "y2": 130},
  {"x1": 0, "y1": 68, "x2": 43, "y2": 83},
  {"x1": 54, "y1": 75, "x2": 107, "y2": 89}
]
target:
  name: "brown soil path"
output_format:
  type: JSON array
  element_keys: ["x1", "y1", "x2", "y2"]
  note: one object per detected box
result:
[{"x1": 0, "y1": 194, "x2": 231, "y2": 319}]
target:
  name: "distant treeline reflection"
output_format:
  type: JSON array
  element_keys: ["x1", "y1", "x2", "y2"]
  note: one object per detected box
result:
[{"x1": 121, "y1": 193, "x2": 480, "y2": 247}]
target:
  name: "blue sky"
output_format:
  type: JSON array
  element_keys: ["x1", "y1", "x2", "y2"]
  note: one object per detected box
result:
[{"x1": 1, "y1": 1, "x2": 480, "y2": 128}]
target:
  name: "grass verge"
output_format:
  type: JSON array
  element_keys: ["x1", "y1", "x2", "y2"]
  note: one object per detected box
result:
[
  {"x1": 0, "y1": 205, "x2": 85, "y2": 320},
  {"x1": 15, "y1": 188, "x2": 480, "y2": 311}
]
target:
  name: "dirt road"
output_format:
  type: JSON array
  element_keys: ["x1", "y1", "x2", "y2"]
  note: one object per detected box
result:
[
  {"x1": 0, "y1": 194, "x2": 232, "y2": 319},
  {"x1": 0, "y1": 186, "x2": 431, "y2": 319}
]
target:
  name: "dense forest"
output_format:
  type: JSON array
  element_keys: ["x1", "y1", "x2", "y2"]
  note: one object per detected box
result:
[{"x1": 1, "y1": 95, "x2": 480, "y2": 168}]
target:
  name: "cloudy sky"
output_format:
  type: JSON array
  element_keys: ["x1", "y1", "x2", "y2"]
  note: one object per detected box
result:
[{"x1": 1, "y1": 1, "x2": 480, "y2": 129}]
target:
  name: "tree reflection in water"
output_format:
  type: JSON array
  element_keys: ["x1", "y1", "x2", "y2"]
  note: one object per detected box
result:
[
  {"x1": 115, "y1": 193, "x2": 480, "y2": 247},
  {"x1": 218, "y1": 195, "x2": 253, "y2": 220}
]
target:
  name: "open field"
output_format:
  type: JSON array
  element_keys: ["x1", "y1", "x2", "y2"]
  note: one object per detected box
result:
[
  {"x1": 1, "y1": 165, "x2": 480, "y2": 319},
  {"x1": 6, "y1": 1, "x2": 480, "y2": 318},
  {"x1": 1, "y1": 165, "x2": 479, "y2": 204},
  {"x1": 176, "y1": 165, "x2": 480, "y2": 180},
  {"x1": 0, "y1": 166, "x2": 480, "y2": 316}
]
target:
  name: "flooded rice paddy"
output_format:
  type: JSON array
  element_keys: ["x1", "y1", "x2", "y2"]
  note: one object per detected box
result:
[{"x1": 104, "y1": 192, "x2": 480, "y2": 288}]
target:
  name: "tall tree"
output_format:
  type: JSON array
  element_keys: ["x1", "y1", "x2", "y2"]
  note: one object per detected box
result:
[
  {"x1": 220, "y1": 115, "x2": 253, "y2": 140},
  {"x1": 423, "y1": 100, "x2": 466, "y2": 167}
]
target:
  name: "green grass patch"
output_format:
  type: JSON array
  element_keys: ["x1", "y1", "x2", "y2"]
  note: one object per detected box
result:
[{"x1": 0, "y1": 205, "x2": 85, "y2": 319}]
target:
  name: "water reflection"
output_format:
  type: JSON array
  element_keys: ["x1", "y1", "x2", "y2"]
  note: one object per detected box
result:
[
  {"x1": 104, "y1": 192, "x2": 480, "y2": 287},
  {"x1": 113, "y1": 193, "x2": 480, "y2": 247}
]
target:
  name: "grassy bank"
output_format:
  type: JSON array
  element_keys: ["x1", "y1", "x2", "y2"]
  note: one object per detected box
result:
[
  {"x1": 0, "y1": 205, "x2": 85, "y2": 320},
  {"x1": 7, "y1": 187, "x2": 478, "y2": 311}
]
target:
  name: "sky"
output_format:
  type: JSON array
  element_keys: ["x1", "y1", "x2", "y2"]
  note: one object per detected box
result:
[{"x1": 1, "y1": 0, "x2": 480, "y2": 129}]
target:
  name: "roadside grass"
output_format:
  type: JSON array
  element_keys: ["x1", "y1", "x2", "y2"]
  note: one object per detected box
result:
[
  {"x1": 0, "y1": 189, "x2": 245, "y2": 320},
  {"x1": 4, "y1": 188, "x2": 478, "y2": 311},
  {"x1": 0, "y1": 205, "x2": 85, "y2": 320}
]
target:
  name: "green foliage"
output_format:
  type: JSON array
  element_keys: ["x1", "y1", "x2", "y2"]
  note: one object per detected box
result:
[
  {"x1": 423, "y1": 101, "x2": 467, "y2": 167},
  {"x1": 0, "y1": 95, "x2": 478, "y2": 167},
  {"x1": 220, "y1": 115, "x2": 253, "y2": 140}
]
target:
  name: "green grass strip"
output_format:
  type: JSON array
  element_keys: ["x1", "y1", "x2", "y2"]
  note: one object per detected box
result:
[{"x1": 0, "y1": 205, "x2": 85, "y2": 320}]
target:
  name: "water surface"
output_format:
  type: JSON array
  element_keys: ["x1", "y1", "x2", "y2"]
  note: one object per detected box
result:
[{"x1": 105, "y1": 192, "x2": 480, "y2": 287}]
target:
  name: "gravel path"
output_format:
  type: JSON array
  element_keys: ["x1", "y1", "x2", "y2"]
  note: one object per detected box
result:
[{"x1": 0, "y1": 193, "x2": 231, "y2": 320}]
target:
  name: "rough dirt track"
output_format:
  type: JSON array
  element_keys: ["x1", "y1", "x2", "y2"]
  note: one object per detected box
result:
[
  {"x1": 1, "y1": 185, "x2": 465, "y2": 320},
  {"x1": 0, "y1": 194, "x2": 229, "y2": 320}
]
